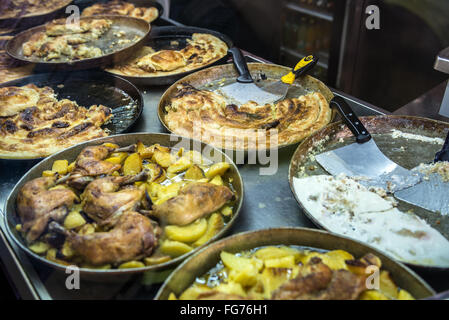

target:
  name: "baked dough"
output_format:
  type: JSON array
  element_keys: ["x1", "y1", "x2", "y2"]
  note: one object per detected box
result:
[
  {"x1": 0, "y1": 0, "x2": 71, "y2": 20},
  {"x1": 164, "y1": 84, "x2": 332, "y2": 150},
  {"x1": 0, "y1": 50, "x2": 34, "y2": 84},
  {"x1": 106, "y1": 33, "x2": 228, "y2": 77},
  {"x1": 82, "y1": 0, "x2": 159, "y2": 23},
  {"x1": 0, "y1": 84, "x2": 113, "y2": 159}
]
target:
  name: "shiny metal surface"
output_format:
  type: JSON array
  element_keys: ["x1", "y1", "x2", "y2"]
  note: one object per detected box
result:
[
  {"x1": 316, "y1": 139, "x2": 421, "y2": 192},
  {"x1": 156, "y1": 228, "x2": 435, "y2": 300},
  {"x1": 435, "y1": 47, "x2": 449, "y2": 74}
]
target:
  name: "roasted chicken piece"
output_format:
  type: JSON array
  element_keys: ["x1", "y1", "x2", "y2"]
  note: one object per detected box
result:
[
  {"x1": 82, "y1": 172, "x2": 146, "y2": 225},
  {"x1": 68, "y1": 145, "x2": 126, "y2": 189},
  {"x1": 272, "y1": 258, "x2": 367, "y2": 300},
  {"x1": 17, "y1": 177, "x2": 77, "y2": 242},
  {"x1": 50, "y1": 211, "x2": 156, "y2": 265},
  {"x1": 151, "y1": 182, "x2": 233, "y2": 225}
]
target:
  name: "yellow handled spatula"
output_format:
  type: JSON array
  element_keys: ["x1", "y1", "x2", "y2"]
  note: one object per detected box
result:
[{"x1": 262, "y1": 54, "x2": 319, "y2": 102}]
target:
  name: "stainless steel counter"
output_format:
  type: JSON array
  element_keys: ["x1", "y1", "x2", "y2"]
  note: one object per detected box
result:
[{"x1": 0, "y1": 56, "x2": 388, "y2": 299}]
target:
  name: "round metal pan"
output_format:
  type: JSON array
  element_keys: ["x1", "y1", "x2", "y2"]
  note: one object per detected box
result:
[
  {"x1": 0, "y1": 70, "x2": 143, "y2": 160},
  {"x1": 0, "y1": 0, "x2": 73, "y2": 26},
  {"x1": 6, "y1": 15, "x2": 150, "y2": 70},
  {"x1": 3, "y1": 133, "x2": 244, "y2": 280},
  {"x1": 158, "y1": 62, "x2": 335, "y2": 153},
  {"x1": 288, "y1": 115, "x2": 449, "y2": 271},
  {"x1": 105, "y1": 26, "x2": 233, "y2": 86},
  {"x1": 79, "y1": 0, "x2": 163, "y2": 24},
  {"x1": 156, "y1": 227, "x2": 435, "y2": 300}
]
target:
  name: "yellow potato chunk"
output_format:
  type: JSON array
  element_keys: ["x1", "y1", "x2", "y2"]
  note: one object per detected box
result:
[
  {"x1": 261, "y1": 267, "x2": 292, "y2": 297},
  {"x1": 221, "y1": 206, "x2": 233, "y2": 217},
  {"x1": 29, "y1": 241, "x2": 49, "y2": 254},
  {"x1": 193, "y1": 213, "x2": 224, "y2": 247},
  {"x1": 105, "y1": 152, "x2": 128, "y2": 164},
  {"x1": 102, "y1": 143, "x2": 119, "y2": 149},
  {"x1": 118, "y1": 261, "x2": 145, "y2": 269},
  {"x1": 398, "y1": 289, "x2": 415, "y2": 300},
  {"x1": 122, "y1": 153, "x2": 142, "y2": 175},
  {"x1": 214, "y1": 282, "x2": 246, "y2": 297},
  {"x1": 165, "y1": 219, "x2": 208, "y2": 242},
  {"x1": 78, "y1": 224, "x2": 96, "y2": 235},
  {"x1": 205, "y1": 162, "x2": 230, "y2": 178},
  {"x1": 254, "y1": 246, "x2": 303, "y2": 262},
  {"x1": 152, "y1": 150, "x2": 175, "y2": 168},
  {"x1": 379, "y1": 270, "x2": 399, "y2": 299},
  {"x1": 154, "y1": 182, "x2": 182, "y2": 204},
  {"x1": 64, "y1": 211, "x2": 86, "y2": 229},
  {"x1": 168, "y1": 293, "x2": 177, "y2": 300},
  {"x1": 301, "y1": 250, "x2": 353, "y2": 271},
  {"x1": 221, "y1": 251, "x2": 263, "y2": 272},
  {"x1": 144, "y1": 255, "x2": 172, "y2": 266},
  {"x1": 167, "y1": 157, "x2": 192, "y2": 174},
  {"x1": 52, "y1": 160, "x2": 68, "y2": 175},
  {"x1": 183, "y1": 150, "x2": 205, "y2": 165},
  {"x1": 179, "y1": 285, "x2": 210, "y2": 300},
  {"x1": 61, "y1": 241, "x2": 75, "y2": 258},
  {"x1": 42, "y1": 170, "x2": 56, "y2": 177},
  {"x1": 209, "y1": 175, "x2": 223, "y2": 186},
  {"x1": 184, "y1": 165, "x2": 205, "y2": 180},
  {"x1": 67, "y1": 161, "x2": 76, "y2": 173},
  {"x1": 264, "y1": 256, "x2": 296, "y2": 269},
  {"x1": 160, "y1": 240, "x2": 193, "y2": 257},
  {"x1": 229, "y1": 266, "x2": 259, "y2": 287},
  {"x1": 359, "y1": 290, "x2": 390, "y2": 300}
]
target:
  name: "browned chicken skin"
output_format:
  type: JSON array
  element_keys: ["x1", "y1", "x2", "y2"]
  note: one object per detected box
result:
[
  {"x1": 151, "y1": 182, "x2": 234, "y2": 225},
  {"x1": 272, "y1": 258, "x2": 367, "y2": 300},
  {"x1": 17, "y1": 177, "x2": 77, "y2": 242},
  {"x1": 50, "y1": 211, "x2": 156, "y2": 265},
  {"x1": 82, "y1": 173, "x2": 146, "y2": 226},
  {"x1": 67, "y1": 144, "x2": 136, "y2": 189}
]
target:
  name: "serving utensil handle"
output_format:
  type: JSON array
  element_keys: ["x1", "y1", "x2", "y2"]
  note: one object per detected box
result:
[
  {"x1": 435, "y1": 131, "x2": 449, "y2": 162},
  {"x1": 330, "y1": 96, "x2": 372, "y2": 144},
  {"x1": 281, "y1": 54, "x2": 319, "y2": 85},
  {"x1": 228, "y1": 47, "x2": 253, "y2": 83}
]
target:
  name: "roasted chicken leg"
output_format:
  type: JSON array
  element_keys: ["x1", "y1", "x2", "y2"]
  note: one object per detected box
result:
[
  {"x1": 50, "y1": 211, "x2": 156, "y2": 265},
  {"x1": 17, "y1": 176, "x2": 77, "y2": 242},
  {"x1": 151, "y1": 182, "x2": 234, "y2": 225},
  {"x1": 82, "y1": 172, "x2": 146, "y2": 225}
]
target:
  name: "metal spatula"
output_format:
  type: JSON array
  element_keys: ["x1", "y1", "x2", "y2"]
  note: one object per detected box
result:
[
  {"x1": 394, "y1": 132, "x2": 449, "y2": 215},
  {"x1": 315, "y1": 97, "x2": 421, "y2": 192},
  {"x1": 219, "y1": 47, "x2": 283, "y2": 105},
  {"x1": 262, "y1": 54, "x2": 319, "y2": 101}
]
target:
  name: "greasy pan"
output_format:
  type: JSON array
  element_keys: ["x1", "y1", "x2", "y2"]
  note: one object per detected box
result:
[
  {"x1": 3, "y1": 133, "x2": 244, "y2": 280},
  {"x1": 6, "y1": 15, "x2": 150, "y2": 70},
  {"x1": 105, "y1": 26, "x2": 233, "y2": 86},
  {"x1": 0, "y1": 0, "x2": 73, "y2": 33},
  {"x1": 0, "y1": 70, "x2": 143, "y2": 160},
  {"x1": 288, "y1": 115, "x2": 449, "y2": 271},
  {"x1": 79, "y1": 0, "x2": 163, "y2": 23},
  {"x1": 156, "y1": 228, "x2": 435, "y2": 299},
  {"x1": 158, "y1": 62, "x2": 335, "y2": 153}
]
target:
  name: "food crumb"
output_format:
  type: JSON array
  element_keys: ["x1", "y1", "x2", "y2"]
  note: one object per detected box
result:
[{"x1": 258, "y1": 203, "x2": 266, "y2": 209}]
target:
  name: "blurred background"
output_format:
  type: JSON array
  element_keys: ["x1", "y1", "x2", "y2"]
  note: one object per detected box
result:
[{"x1": 169, "y1": 0, "x2": 449, "y2": 113}]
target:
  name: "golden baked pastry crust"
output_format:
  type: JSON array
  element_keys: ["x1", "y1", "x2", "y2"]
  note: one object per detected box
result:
[
  {"x1": 106, "y1": 33, "x2": 228, "y2": 77},
  {"x1": 0, "y1": 0, "x2": 71, "y2": 20},
  {"x1": 82, "y1": 0, "x2": 159, "y2": 23},
  {"x1": 0, "y1": 50, "x2": 34, "y2": 84},
  {"x1": 0, "y1": 84, "x2": 113, "y2": 159},
  {"x1": 164, "y1": 84, "x2": 332, "y2": 150}
]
